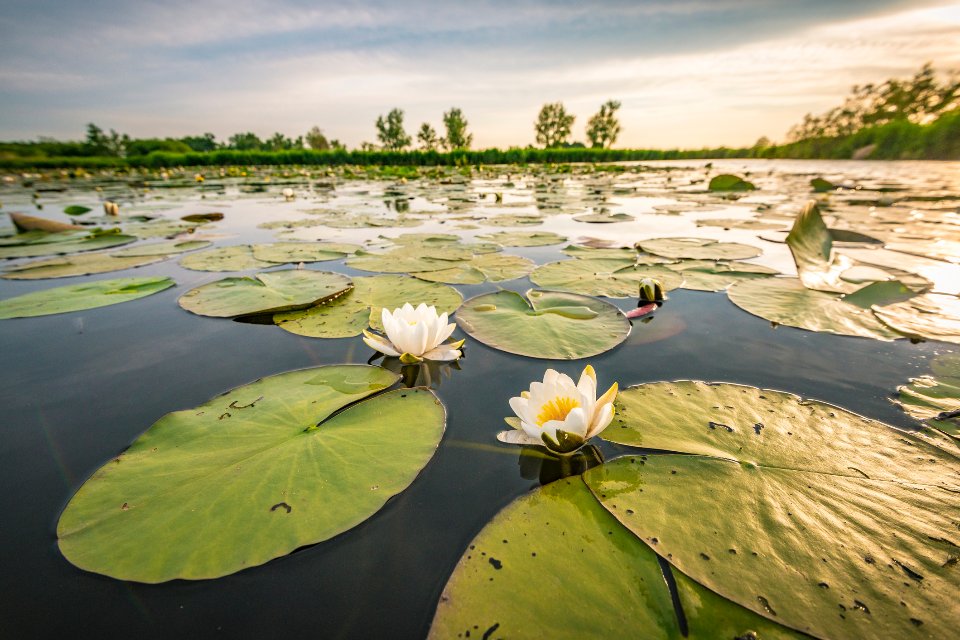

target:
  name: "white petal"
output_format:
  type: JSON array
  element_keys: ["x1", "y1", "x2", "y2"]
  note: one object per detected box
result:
[
  {"x1": 508, "y1": 396, "x2": 529, "y2": 422},
  {"x1": 558, "y1": 407, "x2": 589, "y2": 438},
  {"x1": 586, "y1": 402, "x2": 614, "y2": 439},
  {"x1": 362, "y1": 333, "x2": 401, "y2": 357},
  {"x1": 496, "y1": 430, "x2": 543, "y2": 446},
  {"x1": 577, "y1": 365, "x2": 597, "y2": 399},
  {"x1": 436, "y1": 321, "x2": 457, "y2": 344}
]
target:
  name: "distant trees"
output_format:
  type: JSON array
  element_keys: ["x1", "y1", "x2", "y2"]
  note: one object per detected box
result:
[
  {"x1": 181, "y1": 133, "x2": 218, "y2": 152},
  {"x1": 227, "y1": 132, "x2": 263, "y2": 150},
  {"x1": 442, "y1": 107, "x2": 473, "y2": 150},
  {"x1": 305, "y1": 126, "x2": 331, "y2": 150},
  {"x1": 417, "y1": 123, "x2": 439, "y2": 151},
  {"x1": 534, "y1": 103, "x2": 575, "y2": 148},
  {"x1": 263, "y1": 132, "x2": 303, "y2": 151},
  {"x1": 375, "y1": 108, "x2": 411, "y2": 151},
  {"x1": 788, "y1": 62, "x2": 959, "y2": 141},
  {"x1": 585, "y1": 100, "x2": 622, "y2": 149}
]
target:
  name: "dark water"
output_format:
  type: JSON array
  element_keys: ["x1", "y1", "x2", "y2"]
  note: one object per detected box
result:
[{"x1": 0, "y1": 162, "x2": 954, "y2": 638}]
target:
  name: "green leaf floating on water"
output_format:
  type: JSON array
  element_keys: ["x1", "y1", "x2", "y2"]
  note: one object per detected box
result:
[
  {"x1": 0, "y1": 276, "x2": 175, "y2": 318},
  {"x1": 727, "y1": 277, "x2": 902, "y2": 340},
  {"x1": 0, "y1": 231, "x2": 137, "y2": 259},
  {"x1": 708, "y1": 173, "x2": 756, "y2": 191},
  {"x1": 573, "y1": 211, "x2": 635, "y2": 223},
  {"x1": 894, "y1": 352, "x2": 960, "y2": 436},
  {"x1": 57, "y1": 365, "x2": 446, "y2": 582},
  {"x1": 530, "y1": 258, "x2": 683, "y2": 298},
  {"x1": 664, "y1": 259, "x2": 778, "y2": 292},
  {"x1": 455, "y1": 289, "x2": 630, "y2": 359},
  {"x1": 178, "y1": 269, "x2": 353, "y2": 318},
  {"x1": 275, "y1": 274, "x2": 462, "y2": 338},
  {"x1": 251, "y1": 242, "x2": 359, "y2": 264},
  {"x1": 589, "y1": 381, "x2": 960, "y2": 639},
  {"x1": 873, "y1": 293, "x2": 960, "y2": 344},
  {"x1": 429, "y1": 477, "x2": 803, "y2": 640},
  {"x1": 412, "y1": 253, "x2": 534, "y2": 285},
  {"x1": 179, "y1": 245, "x2": 271, "y2": 271},
  {"x1": 63, "y1": 205, "x2": 93, "y2": 216},
  {"x1": 3, "y1": 241, "x2": 213, "y2": 280},
  {"x1": 637, "y1": 237, "x2": 762, "y2": 261},
  {"x1": 475, "y1": 231, "x2": 566, "y2": 247},
  {"x1": 111, "y1": 240, "x2": 212, "y2": 257}
]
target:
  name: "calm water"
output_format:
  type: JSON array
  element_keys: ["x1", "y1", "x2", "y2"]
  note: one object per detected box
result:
[{"x1": 0, "y1": 159, "x2": 956, "y2": 638}]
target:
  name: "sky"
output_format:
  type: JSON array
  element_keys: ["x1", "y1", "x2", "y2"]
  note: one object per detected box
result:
[{"x1": 0, "y1": 0, "x2": 958, "y2": 149}]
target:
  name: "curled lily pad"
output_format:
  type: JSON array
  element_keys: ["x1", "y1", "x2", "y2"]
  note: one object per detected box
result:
[
  {"x1": 475, "y1": 231, "x2": 566, "y2": 247},
  {"x1": 178, "y1": 269, "x2": 353, "y2": 318},
  {"x1": 57, "y1": 365, "x2": 445, "y2": 582},
  {"x1": 637, "y1": 237, "x2": 761, "y2": 261},
  {"x1": 429, "y1": 477, "x2": 803, "y2": 640},
  {"x1": 708, "y1": 174, "x2": 756, "y2": 191},
  {"x1": 456, "y1": 289, "x2": 630, "y2": 359},
  {"x1": 894, "y1": 352, "x2": 960, "y2": 436},
  {"x1": 275, "y1": 275, "x2": 462, "y2": 338},
  {"x1": 530, "y1": 258, "x2": 683, "y2": 298},
  {"x1": 786, "y1": 201, "x2": 856, "y2": 293},
  {"x1": 727, "y1": 277, "x2": 901, "y2": 340},
  {"x1": 665, "y1": 260, "x2": 778, "y2": 292},
  {"x1": 0, "y1": 276, "x2": 175, "y2": 318},
  {"x1": 179, "y1": 245, "x2": 271, "y2": 272},
  {"x1": 589, "y1": 381, "x2": 960, "y2": 639}
]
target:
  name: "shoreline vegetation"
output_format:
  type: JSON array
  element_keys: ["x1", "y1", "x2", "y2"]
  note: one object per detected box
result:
[{"x1": 2, "y1": 63, "x2": 956, "y2": 169}]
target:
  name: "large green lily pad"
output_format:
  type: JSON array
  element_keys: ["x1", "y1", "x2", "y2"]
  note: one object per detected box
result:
[
  {"x1": 873, "y1": 294, "x2": 960, "y2": 344},
  {"x1": 412, "y1": 253, "x2": 534, "y2": 285},
  {"x1": 111, "y1": 240, "x2": 212, "y2": 257},
  {"x1": 894, "y1": 352, "x2": 960, "y2": 436},
  {"x1": 0, "y1": 276, "x2": 175, "y2": 318},
  {"x1": 589, "y1": 381, "x2": 960, "y2": 639},
  {"x1": 1, "y1": 252, "x2": 163, "y2": 280},
  {"x1": 637, "y1": 237, "x2": 761, "y2": 261},
  {"x1": 530, "y1": 258, "x2": 683, "y2": 298},
  {"x1": 57, "y1": 365, "x2": 445, "y2": 582},
  {"x1": 456, "y1": 289, "x2": 630, "y2": 359},
  {"x1": 346, "y1": 247, "x2": 472, "y2": 274},
  {"x1": 178, "y1": 269, "x2": 353, "y2": 318},
  {"x1": 665, "y1": 260, "x2": 778, "y2": 292},
  {"x1": 275, "y1": 275, "x2": 462, "y2": 338},
  {"x1": 430, "y1": 477, "x2": 803, "y2": 640},
  {"x1": 727, "y1": 277, "x2": 902, "y2": 340},
  {"x1": 179, "y1": 245, "x2": 271, "y2": 272}
]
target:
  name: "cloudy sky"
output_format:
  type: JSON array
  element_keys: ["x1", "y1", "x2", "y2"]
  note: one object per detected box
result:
[{"x1": 1, "y1": 0, "x2": 958, "y2": 148}]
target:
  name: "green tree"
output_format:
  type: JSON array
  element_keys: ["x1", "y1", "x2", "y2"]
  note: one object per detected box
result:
[
  {"x1": 125, "y1": 138, "x2": 192, "y2": 156},
  {"x1": 417, "y1": 123, "x2": 439, "y2": 151},
  {"x1": 442, "y1": 107, "x2": 473, "y2": 150},
  {"x1": 375, "y1": 108, "x2": 411, "y2": 151},
  {"x1": 85, "y1": 123, "x2": 129, "y2": 157},
  {"x1": 263, "y1": 132, "x2": 302, "y2": 151},
  {"x1": 227, "y1": 132, "x2": 263, "y2": 150},
  {"x1": 180, "y1": 133, "x2": 218, "y2": 152},
  {"x1": 534, "y1": 103, "x2": 575, "y2": 148},
  {"x1": 585, "y1": 100, "x2": 622, "y2": 149},
  {"x1": 305, "y1": 126, "x2": 331, "y2": 150}
]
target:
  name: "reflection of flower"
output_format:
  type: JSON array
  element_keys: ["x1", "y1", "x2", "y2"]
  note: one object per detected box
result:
[
  {"x1": 363, "y1": 303, "x2": 464, "y2": 363},
  {"x1": 501, "y1": 366, "x2": 618, "y2": 455}
]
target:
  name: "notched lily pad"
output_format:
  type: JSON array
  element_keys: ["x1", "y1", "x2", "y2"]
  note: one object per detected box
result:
[
  {"x1": 456, "y1": 289, "x2": 630, "y2": 359},
  {"x1": 637, "y1": 237, "x2": 761, "y2": 261},
  {"x1": 57, "y1": 365, "x2": 446, "y2": 582},
  {"x1": 178, "y1": 269, "x2": 353, "y2": 318},
  {"x1": 0, "y1": 276, "x2": 175, "y2": 318},
  {"x1": 531, "y1": 258, "x2": 683, "y2": 298}
]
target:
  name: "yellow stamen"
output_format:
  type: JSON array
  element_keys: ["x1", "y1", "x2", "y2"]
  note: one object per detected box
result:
[{"x1": 536, "y1": 396, "x2": 580, "y2": 427}]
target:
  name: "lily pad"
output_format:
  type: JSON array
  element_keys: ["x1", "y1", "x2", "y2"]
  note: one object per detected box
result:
[
  {"x1": 180, "y1": 213, "x2": 224, "y2": 223},
  {"x1": 430, "y1": 477, "x2": 803, "y2": 640},
  {"x1": 665, "y1": 260, "x2": 778, "y2": 292},
  {"x1": 894, "y1": 353, "x2": 960, "y2": 435},
  {"x1": 589, "y1": 381, "x2": 960, "y2": 639},
  {"x1": 727, "y1": 277, "x2": 901, "y2": 340},
  {"x1": 530, "y1": 258, "x2": 683, "y2": 298},
  {"x1": 708, "y1": 174, "x2": 756, "y2": 191},
  {"x1": 179, "y1": 245, "x2": 271, "y2": 272},
  {"x1": 475, "y1": 231, "x2": 566, "y2": 247},
  {"x1": 0, "y1": 231, "x2": 137, "y2": 259},
  {"x1": 573, "y1": 211, "x2": 634, "y2": 223},
  {"x1": 786, "y1": 201, "x2": 856, "y2": 293},
  {"x1": 275, "y1": 275, "x2": 462, "y2": 338},
  {"x1": 178, "y1": 269, "x2": 353, "y2": 318},
  {"x1": 0, "y1": 276, "x2": 175, "y2": 318},
  {"x1": 2, "y1": 252, "x2": 163, "y2": 280},
  {"x1": 251, "y1": 242, "x2": 359, "y2": 264},
  {"x1": 637, "y1": 238, "x2": 761, "y2": 261},
  {"x1": 873, "y1": 293, "x2": 960, "y2": 344},
  {"x1": 57, "y1": 365, "x2": 445, "y2": 582},
  {"x1": 455, "y1": 289, "x2": 630, "y2": 359},
  {"x1": 412, "y1": 253, "x2": 534, "y2": 285},
  {"x1": 695, "y1": 218, "x2": 784, "y2": 231},
  {"x1": 112, "y1": 240, "x2": 212, "y2": 257},
  {"x1": 63, "y1": 205, "x2": 93, "y2": 216}
]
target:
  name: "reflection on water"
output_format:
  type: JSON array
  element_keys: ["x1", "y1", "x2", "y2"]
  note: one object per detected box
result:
[
  {"x1": 0, "y1": 159, "x2": 957, "y2": 638},
  {"x1": 517, "y1": 444, "x2": 605, "y2": 485}
]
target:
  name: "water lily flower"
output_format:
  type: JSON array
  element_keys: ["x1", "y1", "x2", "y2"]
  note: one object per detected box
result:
[
  {"x1": 500, "y1": 366, "x2": 618, "y2": 455},
  {"x1": 363, "y1": 303, "x2": 464, "y2": 363}
]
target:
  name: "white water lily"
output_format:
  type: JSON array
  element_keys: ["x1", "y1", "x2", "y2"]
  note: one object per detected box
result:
[
  {"x1": 363, "y1": 303, "x2": 464, "y2": 363},
  {"x1": 500, "y1": 366, "x2": 618, "y2": 455}
]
